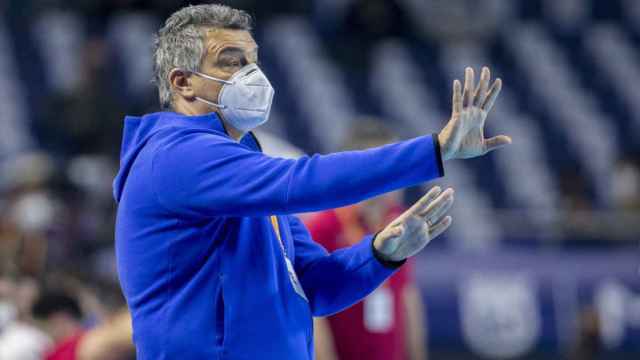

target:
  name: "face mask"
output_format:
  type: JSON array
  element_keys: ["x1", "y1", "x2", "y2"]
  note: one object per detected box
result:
[{"x1": 191, "y1": 63, "x2": 274, "y2": 132}]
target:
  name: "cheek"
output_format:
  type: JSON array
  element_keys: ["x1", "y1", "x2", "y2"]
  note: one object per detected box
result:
[{"x1": 195, "y1": 79, "x2": 223, "y2": 100}]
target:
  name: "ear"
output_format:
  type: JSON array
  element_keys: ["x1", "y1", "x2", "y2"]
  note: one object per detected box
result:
[{"x1": 169, "y1": 69, "x2": 196, "y2": 100}]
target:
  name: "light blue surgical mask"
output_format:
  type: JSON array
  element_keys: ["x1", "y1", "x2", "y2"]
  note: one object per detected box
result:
[{"x1": 189, "y1": 63, "x2": 275, "y2": 132}]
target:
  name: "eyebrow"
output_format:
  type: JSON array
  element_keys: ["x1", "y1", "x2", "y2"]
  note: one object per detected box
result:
[
  {"x1": 216, "y1": 45, "x2": 258, "y2": 56},
  {"x1": 218, "y1": 47, "x2": 243, "y2": 56}
]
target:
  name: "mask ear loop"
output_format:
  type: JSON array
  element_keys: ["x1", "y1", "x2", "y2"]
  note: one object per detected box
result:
[
  {"x1": 195, "y1": 72, "x2": 232, "y2": 109},
  {"x1": 194, "y1": 96, "x2": 227, "y2": 109},
  {"x1": 191, "y1": 71, "x2": 234, "y2": 86},
  {"x1": 171, "y1": 68, "x2": 233, "y2": 109}
]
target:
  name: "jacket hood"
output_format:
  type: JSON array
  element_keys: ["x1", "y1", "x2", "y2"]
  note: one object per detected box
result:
[
  {"x1": 113, "y1": 112, "x2": 166, "y2": 203},
  {"x1": 112, "y1": 111, "x2": 261, "y2": 203}
]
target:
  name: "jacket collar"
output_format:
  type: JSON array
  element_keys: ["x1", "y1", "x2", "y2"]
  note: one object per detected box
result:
[{"x1": 164, "y1": 111, "x2": 262, "y2": 152}]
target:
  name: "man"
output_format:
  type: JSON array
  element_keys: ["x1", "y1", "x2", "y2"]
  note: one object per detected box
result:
[
  {"x1": 308, "y1": 120, "x2": 428, "y2": 360},
  {"x1": 113, "y1": 4, "x2": 510, "y2": 359}
]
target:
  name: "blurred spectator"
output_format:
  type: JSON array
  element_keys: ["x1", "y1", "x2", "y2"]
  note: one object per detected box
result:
[
  {"x1": 307, "y1": 119, "x2": 428, "y2": 360},
  {"x1": 0, "y1": 277, "x2": 51, "y2": 360},
  {"x1": 0, "y1": 153, "x2": 58, "y2": 277},
  {"x1": 32, "y1": 290, "x2": 85, "y2": 360},
  {"x1": 39, "y1": 37, "x2": 124, "y2": 158},
  {"x1": 559, "y1": 165, "x2": 594, "y2": 213},
  {"x1": 558, "y1": 157, "x2": 640, "y2": 242},
  {"x1": 32, "y1": 288, "x2": 134, "y2": 360},
  {"x1": 611, "y1": 154, "x2": 640, "y2": 211}
]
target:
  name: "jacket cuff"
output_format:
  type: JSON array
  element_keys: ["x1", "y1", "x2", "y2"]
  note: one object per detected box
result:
[
  {"x1": 371, "y1": 233, "x2": 406, "y2": 269},
  {"x1": 432, "y1": 133, "x2": 445, "y2": 177}
]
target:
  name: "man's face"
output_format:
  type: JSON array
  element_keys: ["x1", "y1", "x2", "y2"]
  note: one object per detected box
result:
[{"x1": 191, "y1": 28, "x2": 258, "y2": 106}]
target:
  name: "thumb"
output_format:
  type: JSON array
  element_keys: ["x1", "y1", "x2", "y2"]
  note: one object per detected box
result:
[{"x1": 484, "y1": 135, "x2": 512, "y2": 153}]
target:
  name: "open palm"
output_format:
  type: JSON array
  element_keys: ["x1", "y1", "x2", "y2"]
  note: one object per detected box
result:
[
  {"x1": 438, "y1": 67, "x2": 511, "y2": 160},
  {"x1": 373, "y1": 186, "x2": 454, "y2": 262}
]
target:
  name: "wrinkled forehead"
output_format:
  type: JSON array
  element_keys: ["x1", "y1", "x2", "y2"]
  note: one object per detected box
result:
[{"x1": 203, "y1": 28, "x2": 258, "y2": 55}]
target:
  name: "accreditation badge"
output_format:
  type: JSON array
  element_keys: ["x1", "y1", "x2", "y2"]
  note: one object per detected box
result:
[{"x1": 285, "y1": 256, "x2": 308, "y2": 302}]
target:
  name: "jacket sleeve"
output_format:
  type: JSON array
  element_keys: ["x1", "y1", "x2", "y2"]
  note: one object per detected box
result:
[
  {"x1": 152, "y1": 129, "x2": 443, "y2": 218},
  {"x1": 288, "y1": 215, "x2": 398, "y2": 316}
]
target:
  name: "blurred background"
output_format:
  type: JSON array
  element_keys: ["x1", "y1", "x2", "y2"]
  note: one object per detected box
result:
[{"x1": 0, "y1": 0, "x2": 639, "y2": 359}]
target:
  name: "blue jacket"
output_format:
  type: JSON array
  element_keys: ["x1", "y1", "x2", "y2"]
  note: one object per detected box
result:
[{"x1": 113, "y1": 111, "x2": 444, "y2": 359}]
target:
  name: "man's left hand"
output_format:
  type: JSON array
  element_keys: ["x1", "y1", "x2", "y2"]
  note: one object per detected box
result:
[{"x1": 373, "y1": 186, "x2": 454, "y2": 262}]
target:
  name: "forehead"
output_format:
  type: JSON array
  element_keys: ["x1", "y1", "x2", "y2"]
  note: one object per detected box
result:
[{"x1": 204, "y1": 28, "x2": 257, "y2": 53}]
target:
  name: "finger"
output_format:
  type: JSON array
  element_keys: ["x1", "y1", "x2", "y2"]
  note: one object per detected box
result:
[
  {"x1": 463, "y1": 67, "x2": 474, "y2": 108},
  {"x1": 424, "y1": 189, "x2": 454, "y2": 224},
  {"x1": 419, "y1": 187, "x2": 454, "y2": 218},
  {"x1": 484, "y1": 135, "x2": 512, "y2": 153},
  {"x1": 408, "y1": 186, "x2": 442, "y2": 215},
  {"x1": 429, "y1": 216, "x2": 452, "y2": 239},
  {"x1": 387, "y1": 225, "x2": 404, "y2": 239},
  {"x1": 452, "y1": 80, "x2": 462, "y2": 114},
  {"x1": 474, "y1": 66, "x2": 490, "y2": 107},
  {"x1": 481, "y1": 78, "x2": 502, "y2": 112}
]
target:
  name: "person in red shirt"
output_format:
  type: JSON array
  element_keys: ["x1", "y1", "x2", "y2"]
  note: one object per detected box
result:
[
  {"x1": 32, "y1": 291, "x2": 86, "y2": 360},
  {"x1": 306, "y1": 120, "x2": 428, "y2": 360}
]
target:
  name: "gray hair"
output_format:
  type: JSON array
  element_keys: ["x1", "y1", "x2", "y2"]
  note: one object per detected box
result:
[{"x1": 153, "y1": 4, "x2": 252, "y2": 108}]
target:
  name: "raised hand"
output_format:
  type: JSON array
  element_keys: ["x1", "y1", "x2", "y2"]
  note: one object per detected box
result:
[
  {"x1": 373, "y1": 186, "x2": 454, "y2": 262},
  {"x1": 438, "y1": 67, "x2": 511, "y2": 160}
]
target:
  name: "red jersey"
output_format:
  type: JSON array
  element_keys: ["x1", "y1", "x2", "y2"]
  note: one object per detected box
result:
[
  {"x1": 306, "y1": 206, "x2": 414, "y2": 360},
  {"x1": 44, "y1": 331, "x2": 85, "y2": 360}
]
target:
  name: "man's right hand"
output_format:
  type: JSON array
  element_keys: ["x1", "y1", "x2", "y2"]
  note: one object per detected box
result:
[{"x1": 438, "y1": 67, "x2": 511, "y2": 161}]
